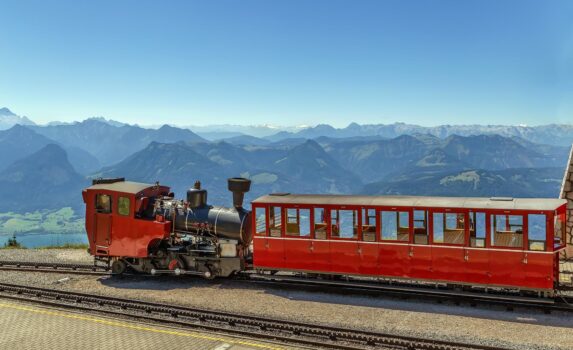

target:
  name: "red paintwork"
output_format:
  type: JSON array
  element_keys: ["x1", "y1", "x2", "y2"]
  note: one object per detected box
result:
[
  {"x1": 252, "y1": 202, "x2": 567, "y2": 291},
  {"x1": 83, "y1": 185, "x2": 171, "y2": 258}
]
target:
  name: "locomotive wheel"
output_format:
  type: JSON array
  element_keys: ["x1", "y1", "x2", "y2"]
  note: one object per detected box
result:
[
  {"x1": 203, "y1": 266, "x2": 216, "y2": 280},
  {"x1": 111, "y1": 260, "x2": 127, "y2": 275}
]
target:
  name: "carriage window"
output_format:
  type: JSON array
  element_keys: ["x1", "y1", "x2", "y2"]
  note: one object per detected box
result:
[
  {"x1": 331, "y1": 209, "x2": 358, "y2": 239},
  {"x1": 361, "y1": 209, "x2": 376, "y2": 242},
  {"x1": 118, "y1": 197, "x2": 130, "y2": 216},
  {"x1": 469, "y1": 212, "x2": 486, "y2": 247},
  {"x1": 286, "y1": 208, "x2": 310, "y2": 237},
  {"x1": 554, "y1": 211, "x2": 566, "y2": 248},
  {"x1": 255, "y1": 207, "x2": 267, "y2": 236},
  {"x1": 269, "y1": 206, "x2": 282, "y2": 237},
  {"x1": 491, "y1": 214, "x2": 523, "y2": 248},
  {"x1": 380, "y1": 211, "x2": 409, "y2": 241},
  {"x1": 433, "y1": 212, "x2": 465, "y2": 245},
  {"x1": 314, "y1": 208, "x2": 327, "y2": 239},
  {"x1": 413, "y1": 210, "x2": 428, "y2": 244},
  {"x1": 95, "y1": 194, "x2": 112, "y2": 214},
  {"x1": 528, "y1": 214, "x2": 546, "y2": 251}
]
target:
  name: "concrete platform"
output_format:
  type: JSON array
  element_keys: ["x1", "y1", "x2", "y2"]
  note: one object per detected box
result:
[{"x1": 0, "y1": 298, "x2": 299, "y2": 350}]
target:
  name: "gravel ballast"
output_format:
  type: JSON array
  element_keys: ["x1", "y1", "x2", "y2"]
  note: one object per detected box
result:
[{"x1": 1, "y1": 249, "x2": 572, "y2": 350}]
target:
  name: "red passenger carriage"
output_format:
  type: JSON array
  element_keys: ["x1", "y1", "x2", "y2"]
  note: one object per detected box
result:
[{"x1": 251, "y1": 194, "x2": 567, "y2": 294}]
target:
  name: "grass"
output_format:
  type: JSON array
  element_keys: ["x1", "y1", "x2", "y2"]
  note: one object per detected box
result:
[{"x1": 38, "y1": 243, "x2": 89, "y2": 250}]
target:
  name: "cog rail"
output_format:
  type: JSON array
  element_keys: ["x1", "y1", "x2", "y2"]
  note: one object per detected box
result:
[
  {"x1": 0, "y1": 282, "x2": 509, "y2": 350},
  {"x1": 0, "y1": 260, "x2": 110, "y2": 275}
]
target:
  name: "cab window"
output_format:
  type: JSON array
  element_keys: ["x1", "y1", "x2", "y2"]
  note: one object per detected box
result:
[
  {"x1": 118, "y1": 197, "x2": 131, "y2": 216},
  {"x1": 95, "y1": 194, "x2": 112, "y2": 214}
]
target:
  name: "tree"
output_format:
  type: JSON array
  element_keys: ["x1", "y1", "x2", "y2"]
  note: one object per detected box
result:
[{"x1": 4, "y1": 234, "x2": 22, "y2": 248}]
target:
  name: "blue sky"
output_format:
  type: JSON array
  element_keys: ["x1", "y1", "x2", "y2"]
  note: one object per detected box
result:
[{"x1": 1, "y1": 0, "x2": 572, "y2": 127}]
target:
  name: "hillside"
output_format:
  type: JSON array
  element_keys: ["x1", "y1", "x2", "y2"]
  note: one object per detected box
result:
[
  {"x1": 0, "y1": 144, "x2": 88, "y2": 212},
  {"x1": 0, "y1": 125, "x2": 100, "y2": 175},
  {"x1": 363, "y1": 167, "x2": 563, "y2": 198}
]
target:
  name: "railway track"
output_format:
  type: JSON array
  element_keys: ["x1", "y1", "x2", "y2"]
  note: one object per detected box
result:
[
  {"x1": 245, "y1": 273, "x2": 573, "y2": 314},
  {"x1": 0, "y1": 260, "x2": 110, "y2": 275},
  {"x1": 1, "y1": 259, "x2": 572, "y2": 314},
  {"x1": 0, "y1": 282, "x2": 510, "y2": 350}
]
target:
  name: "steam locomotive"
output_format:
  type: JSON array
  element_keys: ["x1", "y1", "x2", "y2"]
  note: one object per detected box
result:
[
  {"x1": 84, "y1": 178, "x2": 252, "y2": 277},
  {"x1": 84, "y1": 177, "x2": 568, "y2": 295}
]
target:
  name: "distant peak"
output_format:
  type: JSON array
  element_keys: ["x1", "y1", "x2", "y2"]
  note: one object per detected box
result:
[
  {"x1": 84, "y1": 116, "x2": 126, "y2": 127},
  {"x1": 314, "y1": 124, "x2": 336, "y2": 131},
  {"x1": 0, "y1": 107, "x2": 16, "y2": 116}
]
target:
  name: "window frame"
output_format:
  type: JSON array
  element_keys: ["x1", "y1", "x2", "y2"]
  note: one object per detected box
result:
[
  {"x1": 412, "y1": 209, "x2": 429, "y2": 245},
  {"x1": 361, "y1": 207, "x2": 377, "y2": 242},
  {"x1": 117, "y1": 196, "x2": 131, "y2": 216},
  {"x1": 95, "y1": 193, "x2": 112, "y2": 214},
  {"x1": 489, "y1": 211, "x2": 525, "y2": 250},
  {"x1": 268, "y1": 205, "x2": 284, "y2": 238},
  {"x1": 253, "y1": 205, "x2": 268, "y2": 237},
  {"x1": 328, "y1": 207, "x2": 360, "y2": 241},
  {"x1": 430, "y1": 209, "x2": 468, "y2": 247},
  {"x1": 468, "y1": 211, "x2": 487, "y2": 248},
  {"x1": 527, "y1": 212, "x2": 548, "y2": 251},
  {"x1": 553, "y1": 206, "x2": 567, "y2": 250},
  {"x1": 284, "y1": 206, "x2": 312, "y2": 238},
  {"x1": 378, "y1": 207, "x2": 410, "y2": 243},
  {"x1": 312, "y1": 206, "x2": 328, "y2": 240}
]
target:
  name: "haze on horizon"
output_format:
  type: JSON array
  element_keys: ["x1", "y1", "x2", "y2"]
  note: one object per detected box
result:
[{"x1": 1, "y1": 0, "x2": 572, "y2": 127}]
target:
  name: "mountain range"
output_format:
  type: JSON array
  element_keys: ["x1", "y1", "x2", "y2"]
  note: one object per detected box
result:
[
  {"x1": 266, "y1": 122, "x2": 573, "y2": 147},
  {"x1": 0, "y1": 106, "x2": 571, "y2": 214}
]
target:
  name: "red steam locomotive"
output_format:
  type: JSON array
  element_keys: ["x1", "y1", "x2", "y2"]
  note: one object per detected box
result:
[{"x1": 83, "y1": 177, "x2": 567, "y2": 295}]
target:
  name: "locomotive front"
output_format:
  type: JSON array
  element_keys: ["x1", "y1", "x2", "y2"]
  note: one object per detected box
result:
[{"x1": 149, "y1": 177, "x2": 253, "y2": 278}]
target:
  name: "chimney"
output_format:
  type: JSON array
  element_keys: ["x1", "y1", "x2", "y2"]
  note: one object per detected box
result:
[{"x1": 228, "y1": 177, "x2": 251, "y2": 209}]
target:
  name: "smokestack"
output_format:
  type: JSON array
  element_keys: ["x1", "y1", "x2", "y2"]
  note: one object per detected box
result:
[{"x1": 228, "y1": 177, "x2": 251, "y2": 209}]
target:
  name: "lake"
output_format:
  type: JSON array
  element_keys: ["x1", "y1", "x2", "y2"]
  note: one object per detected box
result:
[{"x1": 0, "y1": 232, "x2": 88, "y2": 248}]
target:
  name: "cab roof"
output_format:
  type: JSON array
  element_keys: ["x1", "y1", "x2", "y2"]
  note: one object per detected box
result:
[
  {"x1": 87, "y1": 181, "x2": 157, "y2": 195},
  {"x1": 252, "y1": 194, "x2": 567, "y2": 211}
]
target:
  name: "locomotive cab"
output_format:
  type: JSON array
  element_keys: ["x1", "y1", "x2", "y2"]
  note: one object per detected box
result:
[{"x1": 83, "y1": 179, "x2": 172, "y2": 259}]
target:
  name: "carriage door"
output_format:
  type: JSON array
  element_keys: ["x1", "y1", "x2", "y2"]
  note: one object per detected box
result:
[
  {"x1": 94, "y1": 193, "x2": 112, "y2": 252},
  {"x1": 253, "y1": 206, "x2": 285, "y2": 269}
]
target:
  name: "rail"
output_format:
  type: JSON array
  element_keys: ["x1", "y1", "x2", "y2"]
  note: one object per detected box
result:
[{"x1": 0, "y1": 282, "x2": 511, "y2": 350}]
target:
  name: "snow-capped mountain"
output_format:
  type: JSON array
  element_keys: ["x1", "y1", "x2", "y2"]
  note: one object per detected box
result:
[{"x1": 0, "y1": 107, "x2": 36, "y2": 130}]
